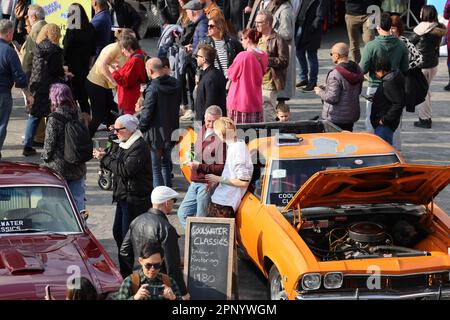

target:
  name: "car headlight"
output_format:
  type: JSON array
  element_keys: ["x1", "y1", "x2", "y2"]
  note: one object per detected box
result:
[
  {"x1": 301, "y1": 273, "x2": 321, "y2": 291},
  {"x1": 323, "y1": 272, "x2": 343, "y2": 289}
]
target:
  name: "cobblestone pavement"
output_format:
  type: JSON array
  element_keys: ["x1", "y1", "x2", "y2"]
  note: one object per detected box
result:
[{"x1": 2, "y1": 27, "x2": 449, "y2": 300}]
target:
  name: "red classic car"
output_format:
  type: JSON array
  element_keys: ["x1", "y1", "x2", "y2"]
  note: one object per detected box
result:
[{"x1": 0, "y1": 161, "x2": 122, "y2": 299}]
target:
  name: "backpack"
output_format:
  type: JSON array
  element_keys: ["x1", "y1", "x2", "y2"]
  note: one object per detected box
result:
[
  {"x1": 48, "y1": 112, "x2": 93, "y2": 164},
  {"x1": 404, "y1": 68, "x2": 429, "y2": 113},
  {"x1": 131, "y1": 271, "x2": 171, "y2": 295}
]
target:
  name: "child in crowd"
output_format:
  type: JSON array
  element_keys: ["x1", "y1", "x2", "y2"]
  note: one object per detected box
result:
[{"x1": 276, "y1": 102, "x2": 291, "y2": 122}]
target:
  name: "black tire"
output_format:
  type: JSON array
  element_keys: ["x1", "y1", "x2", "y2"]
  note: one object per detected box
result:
[
  {"x1": 98, "y1": 176, "x2": 112, "y2": 190},
  {"x1": 268, "y1": 265, "x2": 288, "y2": 300}
]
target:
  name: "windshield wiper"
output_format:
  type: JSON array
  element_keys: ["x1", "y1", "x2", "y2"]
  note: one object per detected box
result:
[{"x1": 2, "y1": 228, "x2": 68, "y2": 237}]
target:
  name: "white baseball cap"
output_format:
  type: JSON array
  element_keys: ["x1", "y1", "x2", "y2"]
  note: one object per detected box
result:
[{"x1": 151, "y1": 186, "x2": 179, "y2": 204}]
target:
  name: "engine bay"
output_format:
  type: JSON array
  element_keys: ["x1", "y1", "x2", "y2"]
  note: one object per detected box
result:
[{"x1": 298, "y1": 211, "x2": 431, "y2": 261}]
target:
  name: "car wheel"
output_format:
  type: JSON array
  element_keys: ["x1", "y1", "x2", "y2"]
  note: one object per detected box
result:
[
  {"x1": 268, "y1": 265, "x2": 288, "y2": 300},
  {"x1": 98, "y1": 176, "x2": 112, "y2": 190}
]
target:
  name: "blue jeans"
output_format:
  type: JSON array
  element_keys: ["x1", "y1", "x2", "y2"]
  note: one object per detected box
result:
[
  {"x1": 177, "y1": 182, "x2": 212, "y2": 227},
  {"x1": 67, "y1": 177, "x2": 85, "y2": 212},
  {"x1": 0, "y1": 93, "x2": 12, "y2": 152},
  {"x1": 296, "y1": 48, "x2": 319, "y2": 85},
  {"x1": 23, "y1": 114, "x2": 41, "y2": 148},
  {"x1": 113, "y1": 201, "x2": 133, "y2": 249},
  {"x1": 374, "y1": 125, "x2": 394, "y2": 145},
  {"x1": 150, "y1": 147, "x2": 173, "y2": 187}
]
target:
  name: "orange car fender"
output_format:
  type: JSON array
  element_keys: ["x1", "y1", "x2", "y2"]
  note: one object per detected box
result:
[{"x1": 256, "y1": 206, "x2": 321, "y2": 295}]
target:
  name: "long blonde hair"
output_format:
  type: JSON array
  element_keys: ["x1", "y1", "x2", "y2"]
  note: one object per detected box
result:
[{"x1": 36, "y1": 23, "x2": 61, "y2": 45}]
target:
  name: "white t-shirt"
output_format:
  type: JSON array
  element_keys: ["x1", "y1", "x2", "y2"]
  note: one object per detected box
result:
[{"x1": 211, "y1": 140, "x2": 253, "y2": 212}]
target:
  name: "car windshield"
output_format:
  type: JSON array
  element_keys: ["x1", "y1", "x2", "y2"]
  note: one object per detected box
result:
[
  {"x1": 266, "y1": 154, "x2": 400, "y2": 206},
  {"x1": 0, "y1": 186, "x2": 82, "y2": 234}
]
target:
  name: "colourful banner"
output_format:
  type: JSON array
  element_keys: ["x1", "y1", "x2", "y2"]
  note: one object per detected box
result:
[{"x1": 32, "y1": 0, "x2": 92, "y2": 41}]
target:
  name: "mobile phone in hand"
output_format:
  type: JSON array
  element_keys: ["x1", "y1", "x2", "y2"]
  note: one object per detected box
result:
[{"x1": 11, "y1": 40, "x2": 21, "y2": 51}]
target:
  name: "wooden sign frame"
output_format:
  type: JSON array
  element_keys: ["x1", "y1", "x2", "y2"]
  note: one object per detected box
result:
[{"x1": 183, "y1": 217, "x2": 235, "y2": 300}]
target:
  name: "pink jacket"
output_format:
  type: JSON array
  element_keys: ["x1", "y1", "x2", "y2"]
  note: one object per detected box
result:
[{"x1": 226, "y1": 49, "x2": 268, "y2": 113}]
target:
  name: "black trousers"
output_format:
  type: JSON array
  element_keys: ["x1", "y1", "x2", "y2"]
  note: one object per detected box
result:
[
  {"x1": 85, "y1": 79, "x2": 118, "y2": 137},
  {"x1": 71, "y1": 73, "x2": 91, "y2": 114}
]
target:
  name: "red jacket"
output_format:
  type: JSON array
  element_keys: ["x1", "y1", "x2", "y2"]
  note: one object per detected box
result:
[
  {"x1": 190, "y1": 126, "x2": 227, "y2": 183},
  {"x1": 112, "y1": 49, "x2": 147, "y2": 114}
]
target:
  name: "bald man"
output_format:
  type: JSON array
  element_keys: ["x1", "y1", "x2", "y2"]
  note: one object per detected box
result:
[
  {"x1": 313, "y1": 42, "x2": 364, "y2": 132},
  {"x1": 139, "y1": 57, "x2": 181, "y2": 187}
]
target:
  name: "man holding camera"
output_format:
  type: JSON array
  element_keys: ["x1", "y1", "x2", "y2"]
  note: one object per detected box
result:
[{"x1": 116, "y1": 242, "x2": 181, "y2": 300}]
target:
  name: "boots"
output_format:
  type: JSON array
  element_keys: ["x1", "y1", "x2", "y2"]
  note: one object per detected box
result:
[
  {"x1": 445, "y1": 67, "x2": 450, "y2": 91},
  {"x1": 414, "y1": 118, "x2": 432, "y2": 129}
]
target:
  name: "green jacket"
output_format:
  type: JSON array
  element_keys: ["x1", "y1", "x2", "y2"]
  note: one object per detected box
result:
[
  {"x1": 360, "y1": 35, "x2": 409, "y2": 87},
  {"x1": 20, "y1": 20, "x2": 47, "y2": 79}
]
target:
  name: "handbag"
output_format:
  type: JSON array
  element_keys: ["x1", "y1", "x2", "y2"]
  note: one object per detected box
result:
[{"x1": 404, "y1": 68, "x2": 429, "y2": 113}]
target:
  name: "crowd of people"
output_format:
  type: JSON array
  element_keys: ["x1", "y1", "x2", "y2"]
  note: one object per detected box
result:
[{"x1": 0, "y1": 0, "x2": 450, "y2": 300}]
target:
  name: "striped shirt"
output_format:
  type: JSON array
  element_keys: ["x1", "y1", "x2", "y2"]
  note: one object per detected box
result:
[{"x1": 213, "y1": 39, "x2": 229, "y2": 78}]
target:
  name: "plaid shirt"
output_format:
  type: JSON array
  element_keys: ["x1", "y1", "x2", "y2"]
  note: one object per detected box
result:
[{"x1": 115, "y1": 270, "x2": 182, "y2": 300}]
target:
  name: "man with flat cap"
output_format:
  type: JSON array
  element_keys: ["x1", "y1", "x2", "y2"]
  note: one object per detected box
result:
[
  {"x1": 93, "y1": 114, "x2": 153, "y2": 277},
  {"x1": 120, "y1": 186, "x2": 190, "y2": 300}
]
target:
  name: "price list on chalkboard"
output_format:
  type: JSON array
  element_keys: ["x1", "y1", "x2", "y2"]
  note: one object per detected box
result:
[{"x1": 184, "y1": 218, "x2": 235, "y2": 300}]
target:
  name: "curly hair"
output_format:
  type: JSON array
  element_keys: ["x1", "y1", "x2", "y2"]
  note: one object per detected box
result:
[{"x1": 36, "y1": 23, "x2": 61, "y2": 44}]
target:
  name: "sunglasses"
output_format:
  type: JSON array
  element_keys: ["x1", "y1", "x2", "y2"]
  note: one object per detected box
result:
[
  {"x1": 111, "y1": 127, "x2": 126, "y2": 132},
  {"x1": 144, "y1": 262, "x2": 162, "y2": 270},
  {"x1": 207, "y1": 24, "x2": 216, "y2": 29}
]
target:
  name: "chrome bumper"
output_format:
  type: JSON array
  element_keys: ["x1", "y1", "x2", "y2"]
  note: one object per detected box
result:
[{"x1": 295, "y1": 286, "x2": 450, "y2": 300}]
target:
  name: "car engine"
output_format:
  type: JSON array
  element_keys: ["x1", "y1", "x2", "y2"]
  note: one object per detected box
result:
[{"x1": 299, "y1": 215, "x2": 429, "y2": 261}]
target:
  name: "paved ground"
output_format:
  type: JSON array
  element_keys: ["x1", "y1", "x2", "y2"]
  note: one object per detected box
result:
[{"x1": 2, "y1": 26, "x2": 449, "y2": 300}]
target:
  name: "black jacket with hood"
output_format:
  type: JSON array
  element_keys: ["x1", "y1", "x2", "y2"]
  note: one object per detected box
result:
[
  {"x1": 139, "y1": 75, "x2": 181, "y2": 149},
  {"x1": 120, "y1": 208, "x2": 188, "y2": 295},
  {"x1": 410, "y1": 22, "x2": 447, "y2": 69},
  {"x1": 371, "y1": 70, "x2": 405, "y2": 132}
]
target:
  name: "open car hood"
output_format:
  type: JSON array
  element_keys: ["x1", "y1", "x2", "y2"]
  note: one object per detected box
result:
[{"x1": 283, "y1": 164, "x2": 450, "y2": 211}]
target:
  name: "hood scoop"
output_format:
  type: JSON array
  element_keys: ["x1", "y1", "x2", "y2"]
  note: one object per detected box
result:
[{"x1": 1, "y1": 248, "x2": 45, "y2": 274}]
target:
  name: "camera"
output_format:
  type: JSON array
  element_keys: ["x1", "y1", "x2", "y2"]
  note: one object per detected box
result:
[{"x1": 149, "y1": 285, "x2": 164, "y2": 296}]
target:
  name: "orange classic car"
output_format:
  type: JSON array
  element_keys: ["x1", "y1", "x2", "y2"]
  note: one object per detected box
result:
[{"x1": 179, "y1": 121, "x2": 450, "y2": 300}]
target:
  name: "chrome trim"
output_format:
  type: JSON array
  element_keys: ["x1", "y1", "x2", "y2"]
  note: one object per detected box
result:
[
  {"x1": 0, "y1": 184, "x2": 84, "y2": 233},
  {"x1": 301, "y1": 273, "x2": 322, "y2": 291},
  {"x1": 323, "y1": 272, "x2": 344, "y2": 289},
  {"x1": 295, "y1": 287, "x2": 450, "y2": 300}
]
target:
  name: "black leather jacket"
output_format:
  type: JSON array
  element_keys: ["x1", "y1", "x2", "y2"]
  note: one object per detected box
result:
[
  {"x1": 201, "y1": 34, "x2": 244, "y2": 71},
  {"x1": 119, "y1": 209, "x2": 188, "y2": 295}
]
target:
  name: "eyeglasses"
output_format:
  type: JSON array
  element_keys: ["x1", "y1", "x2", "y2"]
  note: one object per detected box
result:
[
  {"x1": 144, "y1": 262, "x2": 162, "y2": 270},
  {"x1": 111, "y1": 127, "x2": 126, "y2": 132},
  {"x1": 207, "y1": 24, "x2": 216, "y2": 29}
]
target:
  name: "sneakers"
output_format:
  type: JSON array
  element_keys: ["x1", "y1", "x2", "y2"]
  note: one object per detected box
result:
[
  {"x1": 23, "y1": 147, "x2": 37, "y2": 156},
  {"x1": 180, "y1": 109, "x2": 194, "y2": 121},
  {"x1": 296, "y1": 80, "x2": 308, "y2": 88},
  {"x1": 413, "y1": 118, "x2": 432, "y2": 129},
  {"x1": 444, "y1": 83, "x2": 450, "y2": 91},
  {"x1": 302, "y1": 83, "x2": 317, "y2": 92}
]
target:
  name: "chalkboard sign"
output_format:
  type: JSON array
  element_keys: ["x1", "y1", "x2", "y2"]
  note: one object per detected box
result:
[{"x1": 184, "y1": 217, "x2": 235, "y2": 300}]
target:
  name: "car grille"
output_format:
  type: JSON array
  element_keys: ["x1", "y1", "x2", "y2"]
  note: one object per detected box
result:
[{"x1": 344, "y1": 272, "x2": 450, "y2": 290}]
